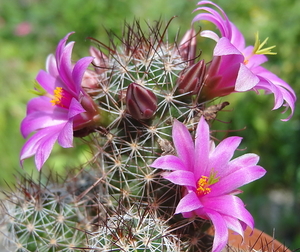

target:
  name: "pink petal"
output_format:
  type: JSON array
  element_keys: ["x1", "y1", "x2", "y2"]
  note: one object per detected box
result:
[
  {"x1": 67, "y1": 98, "x2": 86, "y2": 119},
  {"x1": 151, "y1": 155, "x2": 187, "y2": 171},
  {"x1": 72, "y1": 56, "x2": 94, "y2": 95},
  {"x1": 203, "y1": 195, "x2": 254, "y2": 229},
  {"x1": 235, "y1": 63, "x2": 260, "y2": 91},
  {"x1": 214, "y1": 37, "x2": 242, "y2": 56},
  {"x1": 55, "y1": 32, "x2": 74, "y2": 63},
  {"x1": 209, "y1": 136, "x2": 242, "y2": 175},
  {"x1": 205, "y1": 209, "x2": 228, "y2": 252},
  {"x1": 226, "y1": 153, "x2": 260, "y2": 175},
  {"x1": 34, "y1": 131, "x2": 60, "y2": 170},
  {"x1": 20, "y1": 125, "x2": 62, "y2": 170},
  {"x1": 222, "y1": 215, "x2": 244, "y2": 238},
  {"x1": 172, "y1": 120, "x2": 195, "y2": 171},
  {"x1": 210, "y1": 165, "x2": 266, "y2": 196},
  {"x1": 163, "y1": 170, "x2": 196, "y2": 187},
  {"x1": 175, "y1": 191, "x2": 203, "y2": 214},
  {"x1": 57, "y1": 119, "x2": 74, "y2": 148},
  {"x1": 46, "y1": 54, "x2": 59, "y2": 78},
  {"x1": 21, "y1": 97, "x2": 68, "y2": 138},
  {"x1": 36, "y1": 70, "x2": 60, "y2": 93},
  {"x1": 194, "y1": 116, "x2": 210, "y2": 178},
  {"x1": 57, "y1": 42, "x2": 75, "y2": 92}
]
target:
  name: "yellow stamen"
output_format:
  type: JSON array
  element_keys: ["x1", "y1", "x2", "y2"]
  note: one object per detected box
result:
[
  {"x1": 50, "y1": 87, "x2": 64, "y2": 106},
  {"x1": 196, "y1": 170, "x2": 219, "y2": 196},
  {"x1": 253, "y1": 32, "x2": 277, "y2": 55},
  {"x1": 197, "y1": 176, "x2": 211, "y2": 195}
]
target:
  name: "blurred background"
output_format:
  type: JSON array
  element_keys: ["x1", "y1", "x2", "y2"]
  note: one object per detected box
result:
[{"x1": 0, "y1": 0, "x2": 299, "y2": 248}]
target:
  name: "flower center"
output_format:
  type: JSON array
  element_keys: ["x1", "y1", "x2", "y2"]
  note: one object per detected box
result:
[
  {"x1": 196, "y1": 171, "x2": 219, "y2": 196},
  {"x1": 196, "y1": 176, "x2": 211, "y2": 196},
  {"x1": 50, "y1": 87, "x2": 72, "y2": 108}
]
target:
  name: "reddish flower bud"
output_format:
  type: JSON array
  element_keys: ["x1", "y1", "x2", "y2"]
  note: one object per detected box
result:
[
  {"x1": 81, "y1": 70, "x2": 101, "y2": 95},
  {"x1": 73, "y1": 92, "x2": 102, "y2": 137},
  {"x1": 177, "y1": 59, "x2": 206, "y2": 95},
  {"x1": 178, "y1": 29, "x2": 197, "y2": 66},
  {"x1": 89, "y1": 46, "x2": 109, "y2": 74},
  {"x1": 126, "y1": 83, "x2": 157, "y2": 120}
]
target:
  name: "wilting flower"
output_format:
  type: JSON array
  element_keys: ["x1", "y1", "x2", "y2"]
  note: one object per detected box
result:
[
  {"x1": 20, "y1": 32, "x2": 100, "y2": 170},
  {"x1": 151, "y1": 117, "x2": 266, "y2": 252},
  {"x1": 126, "y1": 82, "x2": 157, "y2": 120},
  {"x1": 193, "y1": 1, "x2": 296, "y2": 120}
]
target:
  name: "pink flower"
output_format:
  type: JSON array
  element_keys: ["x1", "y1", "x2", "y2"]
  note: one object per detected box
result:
[
  {"x1": 14, "y1": 22, "x2": 33, "y2": 36},
  {"x1": 151, "y1": 117, "x2": 266, "y2": 252},
  {"x1": 192, "y1": 1, "x2": 296, "y2": 121},
  {"x1": 20, "y1": 32, "x2": 99, "y2": 170}
]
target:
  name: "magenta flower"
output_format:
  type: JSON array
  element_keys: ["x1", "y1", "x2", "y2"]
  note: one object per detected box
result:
[
  {"x1": 20, "y1": 32, "x2": 100, "y2": 170},
  {"x1": 192, "y1": 1, "x2": 296, "y2": 121},
  {"x1": 151, "y1": 117, "x2": 266, "y2": 252}
]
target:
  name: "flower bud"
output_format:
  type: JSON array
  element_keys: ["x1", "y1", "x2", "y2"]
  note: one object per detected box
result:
[
  {"x1": 126, "y1": 83, "x2": 157, "y2": 120},
  {"x1": 81, "y1": 70, "x2": 101, "y2": 96},
  {"x1": 89, "y1": 46, "x2": 109, "y2": 74},
  {"x1": 178, "y1": 29, "x2": 197, "y2": 66},
  {"x1": 177, "y1": 59, "x2": 206, "y2": 95},
  {"x1": 73, "y1": 93, "x2": 101, "y2": 137}
]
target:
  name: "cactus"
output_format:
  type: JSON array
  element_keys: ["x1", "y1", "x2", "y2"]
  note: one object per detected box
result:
[
  {"x1": 0, "y1": 19, "x2": 215, "y2": 252},
  {"x1": 1, "y1": 1, "x2": 296, "y2": 252}
]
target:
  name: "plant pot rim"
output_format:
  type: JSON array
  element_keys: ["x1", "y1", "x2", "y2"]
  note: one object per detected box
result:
[{"x1": 206, "y1": 226, "x2": 291, "y2": 252}]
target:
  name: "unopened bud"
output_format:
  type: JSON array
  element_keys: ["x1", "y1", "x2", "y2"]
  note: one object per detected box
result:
[
  {"x1": 81, "y1": 70, "x2": 101, "y2": 96},
  {"x1": 73, "y1": 93, "x2": 101, "y2": 137},
  {"x1": 89, "y1": 46, "x2": 109, "y2": 74},
  {"x1": 177, "y1": 59, "x2": 206, "y2": 95},
  {"x1": 126, "y1": 83, "x2": 157, "y2": 120},
  {"x1": 179, "y1": 29, "x2": 197, "y2": 66}
]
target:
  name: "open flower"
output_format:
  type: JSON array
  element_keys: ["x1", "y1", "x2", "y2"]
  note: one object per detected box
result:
[
  {"x1": 151, "y1": 117, "x2": 266, "y2": 252},
  {"x1": 20, "y1": 32, "x2": 100, "y2": 170},
  {"x1": 192, "y1": 1, "x2": 296, "y2": 120}
]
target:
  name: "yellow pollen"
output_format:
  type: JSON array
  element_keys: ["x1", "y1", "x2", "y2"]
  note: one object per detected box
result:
[
  {"x1": 50, "y1": 87, "x2": 64, "y2": 106},
  {"x1": 196, "y1": 170, "x2": 219, "y2": 196},
  {"x1": 196, "y1": 176, "x2": 211, "y2": 196}
]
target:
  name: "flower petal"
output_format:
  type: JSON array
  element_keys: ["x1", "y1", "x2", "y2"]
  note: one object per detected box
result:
[
  {"x1": 205, "y1": 209, "x2": 228, "y2": 252},
  {"x1": 222, "y1": 215, "x2": 244, "y2": 238},
  {"x1": 163, "y1": 170, "x2": 196, "y2": 187},
  {"x1": 57, "y1": 119, "x2": 74, "y2": 148},
  {"x1": 20, "y1": 125, "x2": 62, "y2": 170},
  {"x1": 57, "y1": 41, "x2": 75, "y2": 93},
  {"x1": 72, "y1": 56, "x2": 94, "y2": 95},
  {"x1": 151, "y1": 155, "x2": 187, "y2": 171},
  {"x1": 172, "y1": 120, "x2": 195, "y2": 171},
  {"x1": 226, "y1": 153, "x2": 260, "y2": 175},
  {"x1": 203, "y1": 195, "x2": 254, "y2": 230},
  {"x1": 175, "y1": 191, "x2": 203, "y2": 214},
  {"x1": 235, "y1": 63, "x2": 260, "y2": 91},
  {"x1": 67, "y1": 98, "x2": 86, "y2": 119},
  {"x1": 194, "y1": 116, "x2": 210, "y2": 178},
  {"x1": 210, "y1": 165, "x2": 266, "y2": 196},
  {"x1": 209, "y1": 136, "x2": 242, "y2": 175}
]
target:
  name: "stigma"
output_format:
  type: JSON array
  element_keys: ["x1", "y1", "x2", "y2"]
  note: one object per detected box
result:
[{"x1": 252, "y1": 32, "x2": 277, "y2": 56}]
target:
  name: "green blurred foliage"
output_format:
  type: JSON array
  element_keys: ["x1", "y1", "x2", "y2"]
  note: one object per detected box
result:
[{"x1": 0, "y1": 0, "x2": 299, "y2": 248}]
